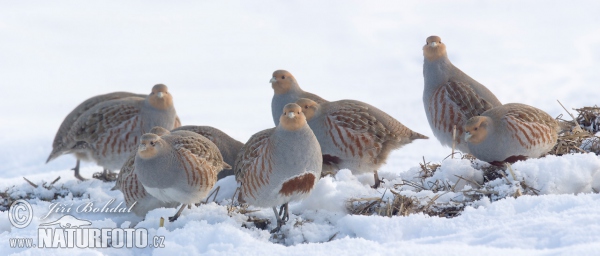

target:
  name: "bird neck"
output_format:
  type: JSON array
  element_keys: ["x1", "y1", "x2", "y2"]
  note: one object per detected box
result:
[
  {"x1": 141, "y1": 101, "x2": 177, "y2": 133},
  {"x1": 423, "y1": 57, "x2": 454, "y2": 98}
]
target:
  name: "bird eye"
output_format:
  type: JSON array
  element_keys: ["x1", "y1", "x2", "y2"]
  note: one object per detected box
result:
[
  {"x1": 297, "y1": 112, "x2": 300, "y2": 114},
  {"x1": 304, "y1": 106, "x2": 308, "y2": 109},
  {"x1": 150, "y1": 141, "x2": 155, "y2": 146},
  {"x1": 474, "y1": 127, "x2": 478, "y2": 131},
  {"x1": 281, "y1": 76, "x2": 285, "y2": 79}
]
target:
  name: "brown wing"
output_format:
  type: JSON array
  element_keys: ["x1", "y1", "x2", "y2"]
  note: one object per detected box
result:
[
  {"x1": 233, "y1": 128, "x2": 275, "y2": 201},
  {"x1": 429, "y1": 81, "x2": 496, "y2": 140},
  {"x1": 170, "y1": 133, "x2": 228, "y2": 188},
  {"x1": 72, "y1": 98, "x2": 142, "y2": 143},
  {"x1": 113, "y1": 153, "x2": 148, "y2": 208},
  {"x1": 173, "y1": 126, "x2": 216, "y2": 143},
  {"x1": 501, "y1": 104, "x2": 559, "y2": 149},
  {"x1": 324, "y1": 102, "x2": 389, "y2": 161},
  {"x1": 48, "y1": 92, "x2": 144, "y2": 162}
]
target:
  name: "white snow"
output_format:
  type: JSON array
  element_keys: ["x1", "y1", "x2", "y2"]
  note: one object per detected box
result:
[{"x1": 2, "y1": 1, "x2": 600, "y2": 255}]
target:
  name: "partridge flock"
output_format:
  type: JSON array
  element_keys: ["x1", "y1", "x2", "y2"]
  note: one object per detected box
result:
[{"x1": 48, "y1": 35, "x2": 560, "y2": 230}]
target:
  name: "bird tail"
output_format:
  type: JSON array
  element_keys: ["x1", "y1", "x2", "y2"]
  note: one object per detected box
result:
[
  {"x1": 410, "y1": 131, "x2": 429, "y2": 140},
  {"x1": 46, "y1": 148, "x2": 63, "y2": 163}
]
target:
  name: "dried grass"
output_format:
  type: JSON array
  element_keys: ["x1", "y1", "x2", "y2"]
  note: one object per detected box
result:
[
  {"x1": 347, "y1": 155, "x2": 539, "y2": 219},
  {"x1": 550, "y1": 105, "x2": 600, "y2": 155},
  {"x1": 0, "y1": 176, "x2": 84, "y2": 211}
]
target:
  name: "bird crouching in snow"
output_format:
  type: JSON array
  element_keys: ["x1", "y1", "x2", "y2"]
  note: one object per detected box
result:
[
  {"x1": 46, "y1": 84, "x2": 181, "y2": 181},
  {"x1": 234, "y1": 103, "x2": 322, "y2": 232},
  {"x1": 422, "y1": 35, "x2": 502, "y2": 154},
  {"x1": 133, "y1": 128, "x2": 231, "y2": 222},
  {"x1": 463, "y1": 103, "x2": 559, "y2": 166},
  {"x1": 296, "y1": 98, "x2": 428, "y2": 188}
]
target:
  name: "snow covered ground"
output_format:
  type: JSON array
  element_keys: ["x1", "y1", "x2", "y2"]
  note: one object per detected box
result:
[{"x1": 2, "y1": 1, "x2": 600, "y2": 255}]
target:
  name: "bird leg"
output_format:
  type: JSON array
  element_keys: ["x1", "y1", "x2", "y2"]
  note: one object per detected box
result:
[
  {"x1": 169, "y1": 204, "x2": 188, "y2": 222},
  {"x1": 270, "y1": 206, "x2": 285, "y2": 233},
  {"x1": 504, "y1": 163, "x2": 517, "y2": 181},
  {"x1": 371, "y1": 170, "x2": 384, "y2": 189},
  {"x1": 93, "y1": 169, "x2": 118, "y2": 182},
  {"x1": 71, "y1": 160, "x2": 87, "y2": 181},
  {"x1": 279, "y1": 203, "x2": 289, "y2": 222}
]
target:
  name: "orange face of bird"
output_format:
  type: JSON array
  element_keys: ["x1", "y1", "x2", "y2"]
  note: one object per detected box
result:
[
  {"x1": 270, "y1": 70, "x2": 296, "y2": 95},
  {"x1": 148, "y1": 84, "x2": 174, "y2": 110},
  {"x1": 138, "y1": 133, "x2": 163, "y2": 159},
  {"x1": 295, "y1": 98, "x2": 319, "y2": 121},
  {"x1": 423, "y1": 35, "x2": 447, "y2": 61},
  {"x1": 279, "y1": 103, "x2": 307, "y2": 131},
  {"x1": 464, "y1": 116, "x2": 490, "y2": 144}
]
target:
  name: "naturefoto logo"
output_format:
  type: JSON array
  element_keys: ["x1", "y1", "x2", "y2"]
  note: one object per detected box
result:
[{"x1": 8, "y1": 199, "x2": 166, "y2": 249}]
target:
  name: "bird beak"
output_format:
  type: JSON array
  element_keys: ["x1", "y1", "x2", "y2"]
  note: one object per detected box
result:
[
  {"x1": 287, "y1": 112, "x2": 295, "y2": 119},
  {"x1": 269, "y1": 77, "x2": 277, "y2": 83},
  {"x1": 157, "y1": 92, "x2": 164, "y2": 98},
  {"x1": 429, "y1": 42, "x2": 438, "y2": 47},
  {"x1": 464, "y1": 132, "x2": 472, "y2": 141},
  {"x1": 138, "y1": 144, "x2": 147, "y2": 152}
]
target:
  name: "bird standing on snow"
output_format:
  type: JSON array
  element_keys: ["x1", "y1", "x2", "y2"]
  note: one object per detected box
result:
[
  {"x1": 270, "y1": 70, "x2": 327, "y2": 126},
  {"x1": 47, "y1": 84, "x2": 180, "y2": 181},
  {"x1": 112, "y1": 127, "x2": 179, "y2": 218},
  {"x1": 134, "y1": 128, "x2": 230, "y2": 222},
  {"x1": 234, "y1": 103, "x2": 322, "y2": 232},
  {"x1": 172, "y1": 125, "x2": 244, "y2": 180},
  {"x1": 463, "y1": 103, "x2": 559, "y2": 166},
  {"x1": 296, "y1": 98, "x2": 428, "y2": 188},
  {"x1": 423, "y1": 35, "x2": 502, "y2": 154}
]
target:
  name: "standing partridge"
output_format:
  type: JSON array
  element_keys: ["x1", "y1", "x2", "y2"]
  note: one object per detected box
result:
[
  {"x1": 172, "y1": 125, "x2": 244, "y2": 180},
  {"x1": 47, "y1": 91, "x2": 144, "y2": 180},
  {"x1": 270, "y1": 70, "x2": 327, "y2": 126},
  {"x1": 112, "y1": 126, "x2": 179, "y2": 217},
  {"x1": 423, "y1": 35, "x2": 502, "y2": 154},
  {"x1": 134, "y1": 129, "x2": 231, "y2": 222},
  {"x1": 464, "y1": 103, "x2": 559, "y2": 165},
  {"x1": 48, "y1": 84, "x2": 179, "y2": 181},
  {"x1": 234, "y1": 103, "x2": 322, "y2": 232},
  {"x1": 296, "y1": 98, "x2": 428, "y2": 188}
]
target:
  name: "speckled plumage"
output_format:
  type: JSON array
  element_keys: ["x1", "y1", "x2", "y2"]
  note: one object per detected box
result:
[
  {"x1": 296, "y1": 98, "x2": 427, "y2": 186},
  {"x1": 234, "y1": 103, "x2": 322, "y2": 231},
  {"x1": 464, "y1": 103, "x2": 559, "y2": 165},
  {"x1": 172, "y1": 125, "x2": 244, "y2": 180},
  {"x1": 271, "y1": 70, "x2": 327, "y2": 126},
  {"x1": 423, "y1": 36, "x2": 502, "y2": 153},
  {"x1": 112, "y1": 152, "x2": 179, "y2": 217},
  {"x1": 134, "y1": 129, "x2": 230, "y2": 221},
  {"x1": 48, "y1": 84, "x2": 179, "y2": 178}
]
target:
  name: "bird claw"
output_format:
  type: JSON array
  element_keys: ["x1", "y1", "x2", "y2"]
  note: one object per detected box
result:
[
  {"x1": 92, "y1": 171, "x2": 117, "y2": 182},
  {"x1": 371, "y1": 179, "x2": 384, "y2": 189},
  {"x1": 168, "y1": 215, "x2": 178, "y2": 222},
  {"x1": 270, "y1": 226, "x2": 282, "y2": 233}
]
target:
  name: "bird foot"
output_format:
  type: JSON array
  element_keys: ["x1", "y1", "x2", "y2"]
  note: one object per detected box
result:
[
  {"x1": 371, "y1": 171, "x2": 384, "y2": 189},
  {"x1": 71, "y1": 160, "x2": 87, "y2": 181},
  {"x1": 371, "y1": 179, "x2": 384, "y2": 189},
  {"x1": 168, "y1": 215, "x2": 179, "y2": 222},
  {"x1": 72, "y1": 167, "x2": 87, "y2": 181},
  {"x1": 92, "y1": 170, "x2": 117, "y2": 182},
  {"x1": 270, "y1": 226, "x2": 282, "y2": 233}
]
